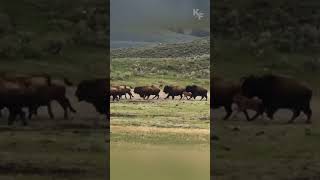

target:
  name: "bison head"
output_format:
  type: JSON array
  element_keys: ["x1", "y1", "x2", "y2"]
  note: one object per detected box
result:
[
  {"x1": 163, "y1": 85, "x2": 171, "y2": 94},
  {"x1": 185, "y1": 85, "x2": 197, "y2": 93},
  {"x1": 241, "y1": 75, "x2": 260, "y2": 98},
  {"x1": 75, "y1": 82, "x2": 88, "y2": 101}
]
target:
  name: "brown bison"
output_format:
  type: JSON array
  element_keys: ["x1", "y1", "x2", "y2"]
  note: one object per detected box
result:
[
  {"x1": 232, "y1": 94, "x2": 264, "y2": 120},
  {"x1": 163, "y1": 85, "x2": 185, "y2": 100},
  {"x1": 76, "y1": 78, "x2": 108, "y2": 115},
  {"x1": 185, "y1": 85, "x2": 208, "y2": 101},
  {"x1": 29, "y1": 78, "x2": 77, "y2": 120},
  {"x1": 134, "y1": 85, "x2": 160, "y2": 99},
  {"x1": 110, "y1": 86, "x2": 119, "y2": 101},
  {"x1": 241, "y1": 74, "x2": 312, "y2": 123},
  {"x1": 182, "y1": 91, "x2": 192, "y2": 100},
  {"x1": 0, "y1": 78, "x2": 35, "y2": 125},
  {"x1": 112, "y1": 85, "x2": 134, "y2": 99},
  {"x1": 211, "y1": 77, "x2": 251, "y2": 120}
]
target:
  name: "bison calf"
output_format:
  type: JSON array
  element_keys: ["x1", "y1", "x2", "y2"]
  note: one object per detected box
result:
[
  {"x1": 182, "y1": 91, "x2": 192, "y2": 100},
  {"x1": 233, "y1": 94, "x2": 264, "y2": 121}
]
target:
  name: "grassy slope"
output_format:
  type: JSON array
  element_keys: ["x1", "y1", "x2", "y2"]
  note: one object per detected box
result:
[
  {"x1": 0, "y1": 0, "x2": 108, "y2": 82},
  {"x1": 214, "y1": 39, "x2": 320, "y2": 93}
]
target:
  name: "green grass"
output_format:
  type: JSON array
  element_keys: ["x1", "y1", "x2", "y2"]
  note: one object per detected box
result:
[
  {"x1": 111, "y1": 56, "x2": 210, "y2": 89},
  {"x1": 111, "y1": 99, "x2": 210, "y2": 180}
]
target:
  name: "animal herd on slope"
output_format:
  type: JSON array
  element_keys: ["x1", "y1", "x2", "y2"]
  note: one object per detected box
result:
[
  {"x1": 0, "y1": 72, "x2": 107, "y2": 126},
  {"x1": 110, "y1": 85, "x2": 208, "y2": 101},
  {"x1": 212, "y1": 74, "x2": 313, "y2": 124}
]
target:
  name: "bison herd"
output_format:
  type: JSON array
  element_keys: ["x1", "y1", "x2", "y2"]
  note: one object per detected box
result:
[
  {"x1": 212, "y1": 74, "x2": 313, "y2": 124},
  {"x1": 110, "y1": 85, "x2": 208, "y2": 101},
  {"x1": 0, "y1": 72, "x2": 107, "y2": 126}
]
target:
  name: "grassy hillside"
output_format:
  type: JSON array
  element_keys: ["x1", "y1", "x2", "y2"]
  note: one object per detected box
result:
[
  {"x1": 111, "y1": 38, "x2": 210, "y2": 89},
  {"x1": 0, "y1": 0, "x2": 108, "y2": 81},
  {"x1": 213, "y1": 39, "x2": 320, "y2": 94},
  {"x1": 213, "y1": 0, "x2": 320, "y2": 53},
  {"x1": 111, "y1": 38, "x2": 209, "y2": 58}
]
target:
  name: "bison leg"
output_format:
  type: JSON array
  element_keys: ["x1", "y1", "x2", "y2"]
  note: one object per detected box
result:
[
  {"x1": 47, "y1": 103, "x2": 55, "y2": 119},
  {"x1": 223, "y1": 105, "x2": 233, "y2": 120},
  {"x1": 266, "y1": 108, "x2": 276, "y2": 120},
  {"x1": 243, "y1": 110, "x2": 252, "y2": 121},
  {"x1": 157, "y1": 94, "x2": 160, "y2": 99},
  {"x1": 302, "y1": 103, "x2": 312, "y2": 124},
  {"x1": 288, "y1": 109, "x2": 301, "y2": 124},
  {"x1": 57, "y1": 98, "x2": 71, "y2": 119},
  {"x1": 18, "y1": 109, "x2": 27, "y2": 126},
  {"x1": 8, "y1": 108, "x2": 16, "y2": 126},
  {"x1": 303, "y1": 107, "x2": 312, "y2": 124},
  {"x1": 200, "y1": 96, "x2": 204, "y2": 101},
  {"x1": 165, "y1": 94, "x2": 170, "y2": 99},
  {"x1": 172, "y1": 96, "x2": 174, "y2": 100},
  {"x1": 179, "y1": 95, "x2": 183, "y2": 100},
  {"x1": 64, "y1": 97, "x2": 76, "y2": 113},
  {"x1": 249, "y1": 112, "x2": 262, "y2": 121}
]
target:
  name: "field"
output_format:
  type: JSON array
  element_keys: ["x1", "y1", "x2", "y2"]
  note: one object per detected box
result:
[
  {"x1": 212, "y1": 39, "x2": 320, "y2": 180},
  {"x1": 110, "y1": 39, "x2": 210, "y2": 180}
]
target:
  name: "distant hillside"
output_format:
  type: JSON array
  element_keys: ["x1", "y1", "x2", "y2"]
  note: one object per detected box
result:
[
  {"x1": 213, "y1": 0, "x2": 320, "y2": 53},
  {"x1": 0, "y1": 0, "x2": 108, "y2": 81},
  {"x1": 111, "y1": 38, "x2": 210, "y2": 58}
]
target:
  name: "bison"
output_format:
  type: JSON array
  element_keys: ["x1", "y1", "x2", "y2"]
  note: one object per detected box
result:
[
  {"x1": 112, "y1": 85, "x2": 133, "y2": 99},
  {"x1": 182, "y1": 91, "x2": 192, "y2": 100},
  {"x1": 0, "y1": 78, "x2": 35, "y2": 125},
  {"x1": 232, "y1": 94, "x2": 264, "y2": 120},
  {"x1": 185, "y1": 85, "x2": 208, "y2": 101},
  {"x1": 76, "y1": 78, "x2": 108, "y2": 115},
  {"x1": 241, "y1": 74, "x2": 312, "y2": 123},
  {"x1": 163, "y1": 85, "x2": 185, "y2": 100},
  {"x1": 29, "y1": 78, "x2": 77, "y2": 120},
  {"x1": 211, "y1": 77, "x2": 251, "y2": 120},
  {"x1": 133, "y1": 85, "x2": 160, "y2": 99},
  {"x1": 110, "y1": 86, "x2": 119, "y2": 101}
]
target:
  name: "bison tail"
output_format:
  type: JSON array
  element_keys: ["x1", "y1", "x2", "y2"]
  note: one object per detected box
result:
[{"x1": 63, "y1": 78, "x2": 73, "y2": 86}]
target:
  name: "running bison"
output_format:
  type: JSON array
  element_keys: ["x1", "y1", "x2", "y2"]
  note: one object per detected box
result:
[
  {"x1": 232, "y1": 94, "x2": 264, "y2": 120},
  {"x1": 163, "y1": 85, "x2": 185, "y2": 100},
  {"x1": 112, "y1": 85, "x2": 133, "y2": 100},
  {"x1": 241, "y1": 74, "x2": 312, "y2": 123},
  {"x1": 134, "y1": 85, "x2": 160, "y2": 99},
  {"x1": 185, "y1": 85, "x2": 208, "y2": 101},
  {"x1": 211, "y1": 77, "x2": 252, "y2": 120},
  {"x1": 75, "y1": 78, "x2": 108, "y2": 115},
  {"x1": 30, "y1": 78, "x2": 77, "y2": 120}
]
